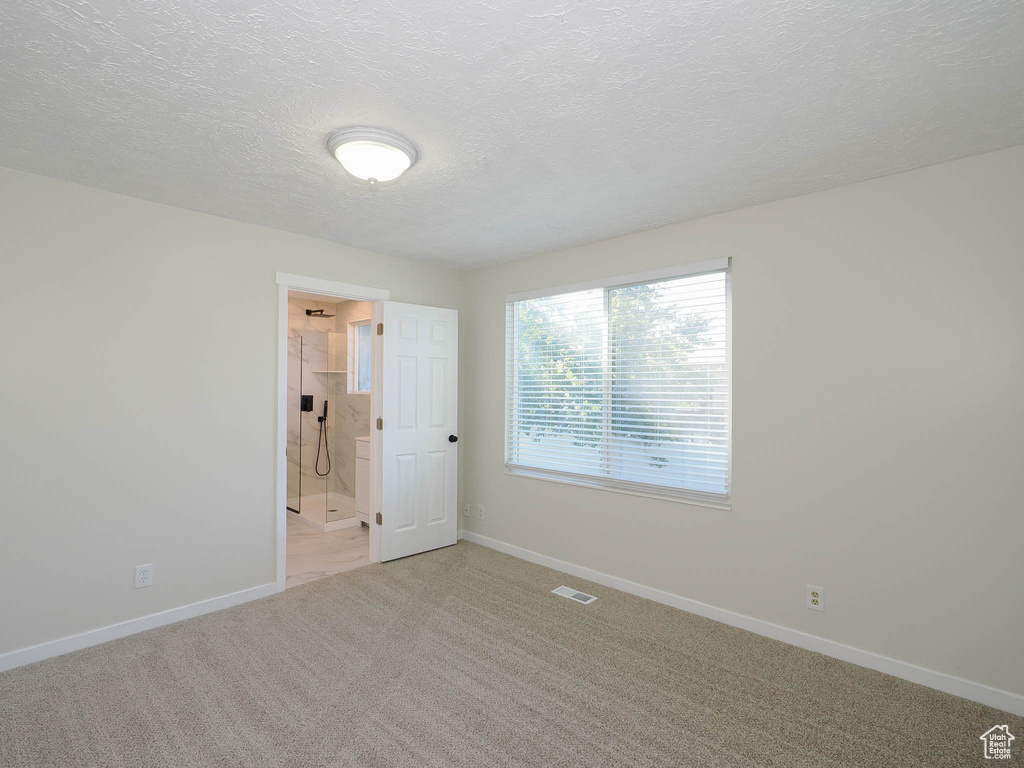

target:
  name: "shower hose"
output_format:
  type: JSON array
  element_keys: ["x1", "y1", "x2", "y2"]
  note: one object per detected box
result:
[{"x1": 315, "y1": 404, "x2": 332, "y2": 477}]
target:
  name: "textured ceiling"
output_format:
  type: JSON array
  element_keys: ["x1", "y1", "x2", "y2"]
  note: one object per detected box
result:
[{"x1": 1, "y1": 0, "x2": 1022, "y2": 269}]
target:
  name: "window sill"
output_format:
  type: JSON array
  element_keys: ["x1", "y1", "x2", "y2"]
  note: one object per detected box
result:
[{"x1": 504, "y1": 464, "x2": 731, "y2": 511}]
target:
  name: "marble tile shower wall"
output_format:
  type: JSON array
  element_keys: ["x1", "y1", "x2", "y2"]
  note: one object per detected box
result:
[
  {"x1": 287, "y1": 298, "x2": 340, "y2": 508},
  {"x1": 331, "y1": 300, "x2": 372, "y2": 497}
]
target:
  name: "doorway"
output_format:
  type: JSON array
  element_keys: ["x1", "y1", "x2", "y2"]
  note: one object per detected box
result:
[
  {"x1": 274, "y1": 273, "x2": 461, "y2": 592},
  {"x1": 275, "y1": 274, "x2": 388, "y2": 590},
  {"x1": 285, "y1": 293, "x2": 376, "y2": 586}
]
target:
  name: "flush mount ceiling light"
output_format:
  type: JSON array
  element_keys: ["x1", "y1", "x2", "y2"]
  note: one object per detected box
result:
[{"x1": 327, "y1": 127, "x2": 418, "y2": 183}]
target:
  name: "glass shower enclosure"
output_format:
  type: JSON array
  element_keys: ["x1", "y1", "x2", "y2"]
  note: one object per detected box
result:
[{"x1": 287, "y1": 328, "x2": 357, "y2": 529}]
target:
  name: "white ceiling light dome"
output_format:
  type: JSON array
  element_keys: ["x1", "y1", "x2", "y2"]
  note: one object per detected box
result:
[{"x1": 327, "y1": 127, "x2": 418, "y2": 183}]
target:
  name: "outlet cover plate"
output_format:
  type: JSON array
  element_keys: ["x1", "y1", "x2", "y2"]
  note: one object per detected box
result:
[
  {"x1": 135, "y1": 563, "x2": 154, "y2": 589},
  {"x1": 806, "y1": 584, "x2": 824, "y2": 611}
]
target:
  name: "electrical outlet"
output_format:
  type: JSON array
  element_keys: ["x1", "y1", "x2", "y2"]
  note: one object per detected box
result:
[
  {"x1": 476, "y1": 504, "x2": 485, "y2": 520},
  {"x1": 806, "y1": 584, "x2": 824, "y2": 612},
  {"x1": 463, "y1": 503, "x2": 471, "y2": 517},
  {"x1": 135, "y1": 564, "x2": 154, "y2": 589}
]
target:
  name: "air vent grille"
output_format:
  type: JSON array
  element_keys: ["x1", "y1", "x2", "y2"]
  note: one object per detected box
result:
[{"x1": 552, "y1": 585, "x2": 597, "y2": 604}]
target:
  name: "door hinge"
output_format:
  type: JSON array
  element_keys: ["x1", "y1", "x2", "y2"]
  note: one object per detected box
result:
[
  {"x1": 376, "y1": 417, "x2": 383, "y2": 430},
  {"x1": 375, "y1": 511, "x2": 382, "y2": 525},
  {"x1": 377, "y1": 322, "x2": 383, "y2": 336}
]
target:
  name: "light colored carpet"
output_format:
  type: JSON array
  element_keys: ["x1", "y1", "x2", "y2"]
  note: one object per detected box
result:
[{"x1": 1, "y1": 541, "x2": 1019, "y2": 767}]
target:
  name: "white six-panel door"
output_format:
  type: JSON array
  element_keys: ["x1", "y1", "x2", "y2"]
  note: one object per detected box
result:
[{"x1": 379, "y1": 302, "x2": 458, "y2": 562}]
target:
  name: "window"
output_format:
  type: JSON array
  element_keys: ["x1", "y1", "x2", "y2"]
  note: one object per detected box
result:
[
  {"x1": 505, "y1": 259, "x2": 730, "y2": 506},
  {"x1": 348, "y1": 319, "x2": 372, "y2": 394}
]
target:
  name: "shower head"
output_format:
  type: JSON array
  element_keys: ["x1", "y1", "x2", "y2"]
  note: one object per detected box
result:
[{"x1": 305, "y1": 309, "x2": 335, "y2": 318}]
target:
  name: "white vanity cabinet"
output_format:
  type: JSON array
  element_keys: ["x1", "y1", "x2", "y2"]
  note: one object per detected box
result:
[{"x1": 355, "y1": 436, "x2": 371, "y2": 526}]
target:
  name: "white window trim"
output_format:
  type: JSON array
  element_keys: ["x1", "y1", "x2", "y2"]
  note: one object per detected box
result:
[
  {"x1": 347, "y1": 318, "x2": 372, "y2": 394},
  {"x1": 504, "y1": 258, "x2": 732, "y2": 510}
]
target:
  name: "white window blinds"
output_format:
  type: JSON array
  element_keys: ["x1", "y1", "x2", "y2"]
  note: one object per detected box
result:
[{"x1": 505, "y1": 261, "x2": 730, "y2": 505}]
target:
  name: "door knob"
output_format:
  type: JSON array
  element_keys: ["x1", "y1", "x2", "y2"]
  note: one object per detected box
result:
[{"x1": 448, "y1": 435, "x2": 458, "y2": 443}]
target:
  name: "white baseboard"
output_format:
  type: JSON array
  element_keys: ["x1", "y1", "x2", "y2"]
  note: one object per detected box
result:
[
  {"x1": 460, "y1": 531, "x2": 1024, "y2": 717},
  {"x1": 0, "y1": 583, "x2": 279, "y2": 673}
]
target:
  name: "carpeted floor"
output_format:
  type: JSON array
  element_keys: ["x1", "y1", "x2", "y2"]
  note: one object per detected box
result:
[{"x1": 1, "y1": 541, "x2": 1020, "y2": 767}]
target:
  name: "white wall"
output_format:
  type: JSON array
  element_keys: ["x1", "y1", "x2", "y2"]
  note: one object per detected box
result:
[
  {"x1": 460, "y1": 146, "x2": 1024, "y2": 697},
  {"x1": 0, "y1": 167, "x2": 461, "y2": 656}
]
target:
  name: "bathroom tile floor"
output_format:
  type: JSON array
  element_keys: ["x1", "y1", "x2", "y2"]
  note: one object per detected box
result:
[{"x1": 286, "y1": 514, "x2": 371, "y2": 588}]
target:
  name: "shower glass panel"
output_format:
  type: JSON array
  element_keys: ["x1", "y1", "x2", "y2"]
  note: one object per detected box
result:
[
  {"x1": 286, "y1": 333, "x2": 303, "y2": 513},
  {"x1": 288, "y1": 323, "x2": 358, "y2": 528},
  {"x1": 323, "y1": 330, "x2": 356, "y2": 524},
  {"x1": 302, "y1": 325, "x2": 333, "y2": 525}
]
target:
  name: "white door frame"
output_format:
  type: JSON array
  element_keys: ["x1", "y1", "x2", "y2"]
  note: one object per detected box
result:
[{"x1": 274, "y1": 272, "x2": 390, "y2": 592}]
